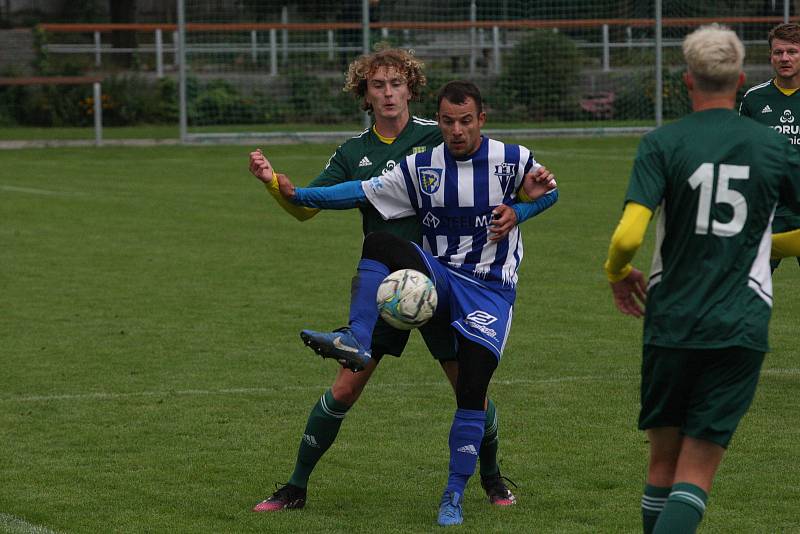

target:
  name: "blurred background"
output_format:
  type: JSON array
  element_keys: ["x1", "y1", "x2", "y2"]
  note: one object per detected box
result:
[{"x1": 0, "y1": 0, "x2": 795, "y2": 143}]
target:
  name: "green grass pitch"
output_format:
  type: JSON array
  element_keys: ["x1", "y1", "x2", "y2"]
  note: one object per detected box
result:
[{"x1": 1, "y1": 138, "x2": 798, "y2": 533}]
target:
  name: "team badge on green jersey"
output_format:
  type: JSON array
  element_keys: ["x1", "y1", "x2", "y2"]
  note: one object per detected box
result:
[
  {"x1": 418, "y1": 167, "x2": 443, "y2": 195},
  {"x1": 411, "y1": 146, "x2": 427, "y2": 154}
]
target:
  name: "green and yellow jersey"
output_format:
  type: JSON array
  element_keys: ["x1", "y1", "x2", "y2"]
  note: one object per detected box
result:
[
  {"x1": 623, "y1": 108, "x2": 800, "y2": 351},
  {"x1": 269, "y1": 116, "x2": 441, "y2": 243},
  {"x1": 739, "y1": 80, "x2": 800, "y2": 233}
]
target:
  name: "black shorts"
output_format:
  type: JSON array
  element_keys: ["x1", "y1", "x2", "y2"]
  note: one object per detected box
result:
[{"x1": 371, "y1": 308, "x2": 456, "y2": 361}]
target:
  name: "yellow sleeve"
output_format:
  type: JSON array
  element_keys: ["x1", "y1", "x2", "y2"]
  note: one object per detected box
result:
[
  {"x1": 604, "y1": 202, "x2": 653, "y2": 282},
  {"x1": 264, "y1": 171, "x2": 320, "y2": 222},
  {"x1": 772, "y1": 228, "x2": 800, "y2": 259}
]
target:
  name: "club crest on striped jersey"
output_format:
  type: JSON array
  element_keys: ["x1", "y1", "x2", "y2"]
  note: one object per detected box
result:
[
  {"x1": 494, "y1": 163, "x2": 517, "y2": 193},
  {"x1": 418, "y1": 167, "x2": 443, "y2": 195}
]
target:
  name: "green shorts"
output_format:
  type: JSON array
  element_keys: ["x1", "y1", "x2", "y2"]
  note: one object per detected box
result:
[
  {"x1": 371, "y1": 311, "x2": 456, "y2": 361},
  {"x1": 638, "y1": 344, "x2": 764, "y2": 448}
]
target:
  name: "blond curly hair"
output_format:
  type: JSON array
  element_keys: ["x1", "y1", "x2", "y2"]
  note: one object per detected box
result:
[{"x1": 343, "y1": 45, "x2": 427, "y2": 113}]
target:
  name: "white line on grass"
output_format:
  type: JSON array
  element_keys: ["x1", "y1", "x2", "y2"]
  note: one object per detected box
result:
[
  {"x1": 0, "y1": 184, "x2": 87, "y2": 197},
  {"x1": 0, "y1": 374, "x2": 631, "y2": 404},
  {"x1": 0, "y1": 513, "x2": 61, "y2": 534},
  {"x1": 1, "y1": 368, "x2": 795, "y2": 404}
]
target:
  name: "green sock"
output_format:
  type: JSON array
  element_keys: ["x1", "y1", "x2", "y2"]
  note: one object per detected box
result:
[
  {"x1": 653, "y1": 482, "x2": 708, "y2": 534},
  {"x1": 479, "y1": 399, "x2": 500, "y2": 477},
  {"x1": 287, "y1": 389, "x2": 350, "y2": 489},
  {"x1": 641, "y1": 484, "x2": 670, "y2": 534}
]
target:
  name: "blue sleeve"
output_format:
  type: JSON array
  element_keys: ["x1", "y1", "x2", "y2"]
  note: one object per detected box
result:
[
  {"x1": 293, "y1": 180, "x2": 368, "y2": 209},
  {"x1": 511, "y1": 188, "x2": 558, "y2": 224}
]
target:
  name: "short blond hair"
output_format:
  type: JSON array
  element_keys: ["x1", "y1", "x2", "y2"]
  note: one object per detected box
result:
[
  {"x1": 343, "y1": 45, "x2": 427, "y2": 112},
  {"x1": 682, "y1": 24, "x2": 744, "y2": 92}
]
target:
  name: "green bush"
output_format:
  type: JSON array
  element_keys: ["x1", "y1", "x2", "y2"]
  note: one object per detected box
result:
[
  {"x1": 285, "y1": 70, "x2": 357, "y2": 123},
  {"x1": 614, "y1": 69, "x2": 691, "y2": 120},
  {"x1": 101, "y1": 75, "x2": 178, "y2": 126},
  {"x1": 188, "y1": 78, "x2": 255, "y2": 126},
  {"x1": 495, "y1": 30, "x2": 583, "y2": 121}
]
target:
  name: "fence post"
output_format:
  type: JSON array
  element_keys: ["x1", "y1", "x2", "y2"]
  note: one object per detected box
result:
[
  {"x1": 178, "y1": 0, "x2": 188, "y2": 143},
  {"x1": 785, "y1": 0, "x2": 790, "y2": 23},
  {"x1": 93, "y1": 82, "x2": 103, "y2": 147},
  {"x1": 327, "y1": 29, "x2": 334, "y2": 60},
  {"x1": 251, "y1": 29, "x2": 258, "y2": 63},
  {"x1": 281, "y1": 6, "x2": 288, "y2": 63},
  {"x1": 270, "y1": 28, "x2": 278, "y2": 76},
  {"x1": 362, "y1": 0, "x2": 371, "y2": 129},
  {"x1": 94, "y1": 31, "x2": 102, "y2": 67},
  {"x1": 155, "y1": 28, "x2": 164, "y2": 78},
  {"x1": 492, "y1": 25, "x2": 501, "y2": 75},
  {"x1": 469, "y1": 0, "x2": 476, "y2": 77},
  {"x1": 654, "y1": 0, "x2": 663, "y2": 127},
  {"x1": 602, "y1": 23, "x2": 610, "y2": 72}
]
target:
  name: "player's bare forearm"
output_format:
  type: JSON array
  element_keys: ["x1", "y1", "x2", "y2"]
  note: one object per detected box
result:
[
  {"x1": 250, "y1": 148, "x2": 319, "y2": 221},
  {"x1": 249, "y1": 148, "x2": 274, "y2": 184},
  {"x1": 488, "y1": 204, "x2": 517, "y2": 241},
  {"x1": 521, "y1": 165, "x2": 557, "y2": 200},
  {"x1": 610, "y1": 268, "x2": 647, "y2": 318}
]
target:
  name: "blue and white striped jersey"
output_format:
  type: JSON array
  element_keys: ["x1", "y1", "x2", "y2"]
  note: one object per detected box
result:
[{"x1": 362, "y1": 136, "x2": 539, "y2": 301}]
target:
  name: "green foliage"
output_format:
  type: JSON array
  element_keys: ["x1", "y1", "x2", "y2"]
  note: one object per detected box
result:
[
  {"x1": 286, "y1": 70, "x2": 361, "y2": 123},
  {"x1": 0, "y1": 75, "x2": 178, "y2": 127},
  {"x1": 614, "y1": 69, "x2": 691, "y2": 120},
  {"x1": 495, "y1": 30, "x2": 583, "y2": 121},
  {"x1": 188, "y1": 78, "x2": 258, "y2": 126},
  {"x1": 0, "y1": 84, "x2": 91, "y2": 127},
  {"x1": 101, "y1": 76, "x2": 179, "y2": 126},
  {"x1": 31, "y1": 26, "x2": 50, "y2": 74}
]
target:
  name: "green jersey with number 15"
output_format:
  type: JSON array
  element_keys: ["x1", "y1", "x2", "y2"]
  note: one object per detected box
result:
[
  {"x1": 626, "y1": 108, "x2": 800, "y2": 352},
  {"x1": 309, "y1": 116, "x2": 441, "y2": 243}
]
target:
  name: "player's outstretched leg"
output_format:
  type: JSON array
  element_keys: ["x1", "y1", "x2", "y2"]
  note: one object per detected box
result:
[
  {"x1": 300, "y1": 327, "x2": 372, "y2": 372},
  {"x1": 301, "y1": 253, "x2": 391, "y2": 371}
]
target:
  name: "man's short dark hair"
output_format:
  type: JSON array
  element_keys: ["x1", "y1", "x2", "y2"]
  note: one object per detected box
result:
[
  {"x1": 769, "y1": 23, "x2": 800, "y2": 48},
  {"x1": 437, "y1": 80, "x2": 483, "y2": 113}
]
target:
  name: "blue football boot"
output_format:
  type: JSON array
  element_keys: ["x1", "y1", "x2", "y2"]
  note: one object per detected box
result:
[
  {"x1": 437, "y1": 490, "x2": 464, "y2": 527},
  {"x1": 300, "y1": 327, "x2": 372, "y2": 372}
]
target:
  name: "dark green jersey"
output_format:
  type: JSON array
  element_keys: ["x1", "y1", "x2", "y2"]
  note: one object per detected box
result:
[
  {"x1": 739, "y1": 80, "x2": 800, "y2": 231},
  {"x1": 626, "y1": 108, "x2": 800, "y2": 351},
  {"x1": 309, "y1": 116, "x2": 441, "y2": 242}
]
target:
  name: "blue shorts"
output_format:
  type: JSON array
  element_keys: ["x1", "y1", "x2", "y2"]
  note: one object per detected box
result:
[{"x1": 413, "y1": 243, "x2": 514, "y2": 360}]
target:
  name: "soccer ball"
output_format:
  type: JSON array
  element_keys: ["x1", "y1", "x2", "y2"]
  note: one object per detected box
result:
[{"x1": 376, "y1": 269, "x2": 438, "y2": 330}]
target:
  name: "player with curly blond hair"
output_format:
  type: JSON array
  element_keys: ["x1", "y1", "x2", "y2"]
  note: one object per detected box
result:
[
  {"x1": 248, "y1": 47, "x2": 520, "y2": 513},
  {"x1": 343, "y1": 46, "x2": 427, "y2": 111}
]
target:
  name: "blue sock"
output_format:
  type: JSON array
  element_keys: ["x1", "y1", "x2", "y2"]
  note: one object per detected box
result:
[
  {"x1": 446, "y1": 408, "x2": 486, "y2": 496},
  {"x1": 348, "y1": 259, "x2": 389, "y2": 347}
]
